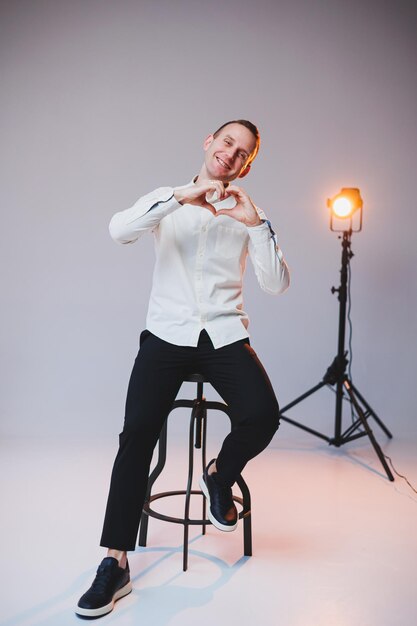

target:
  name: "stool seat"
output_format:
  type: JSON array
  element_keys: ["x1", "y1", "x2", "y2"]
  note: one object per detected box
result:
[
  {"x1": 184, "y1": 373, "x2": 206, "y2": 383},
  {"x1": 138, "y1": 373, "x2": 252, "y2": 571}
]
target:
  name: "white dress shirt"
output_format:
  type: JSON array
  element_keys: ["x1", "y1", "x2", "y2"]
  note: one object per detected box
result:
[{"x1": 109, "y1": 180, "x2": 290, "y2": 349}]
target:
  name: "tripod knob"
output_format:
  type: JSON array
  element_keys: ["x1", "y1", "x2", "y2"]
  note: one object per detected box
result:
[{"x1": 331, "y1": 286, "x2": 339, "y2": 294}]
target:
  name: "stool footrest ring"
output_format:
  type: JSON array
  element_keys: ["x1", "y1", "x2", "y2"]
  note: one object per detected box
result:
[{"x1": 143, "y1": 490, "x2": 250, "y2": 526}]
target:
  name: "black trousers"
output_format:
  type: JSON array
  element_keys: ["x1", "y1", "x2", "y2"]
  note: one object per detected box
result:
[{"x1": 100, "y1": 329, "x2": 280, "y2": 551}]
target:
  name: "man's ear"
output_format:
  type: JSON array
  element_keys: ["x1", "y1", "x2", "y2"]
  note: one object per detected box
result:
[
  {"x1": 238, "y1": 164, "x2": 251, "y2": 179},
  {"x1": 203, "y1": 134, "x2": 214, "y2": 151}
]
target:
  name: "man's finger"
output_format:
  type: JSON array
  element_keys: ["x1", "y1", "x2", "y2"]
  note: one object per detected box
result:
[
  {"x1": 224, "y1": 185, "x2": 243, "y2": 198},
  {"x1": 208, "y1": 180, "x2": 228, "y2": 198}
]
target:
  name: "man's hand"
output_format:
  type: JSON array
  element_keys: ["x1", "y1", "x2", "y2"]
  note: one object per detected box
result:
[
  {"x1": 174, "y1": 180, "x2": 228, "y2": 216},
  {"x1": 174, "y1": 181, "x2": 262, "y2": 227},
  {"x1": 215, "y1": 185, "x2": 262, "y2": 227}
]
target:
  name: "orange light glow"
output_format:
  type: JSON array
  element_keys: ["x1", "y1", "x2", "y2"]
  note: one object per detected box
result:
[
  {"x1": 332, "y1": 196, "x2": 353, "y2": 218},
  {"x1": 327, "y1": 188, "x2": 363, "y2": 232},
  {"x1": 327, "y1": 188, "x2": 363, "y2": 219}
]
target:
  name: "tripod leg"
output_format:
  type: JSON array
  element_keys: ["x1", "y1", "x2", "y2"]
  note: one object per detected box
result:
[
  {"x1": 279, "y1": 381, "x2": 332, "y2": 442},
  {"x1": 343, "y1": 379, "x2": 394, "y2": 481},
  {"x1": 279, "y1": 381, "x2": 326, "y2": 413},
  {"x1": 349, "y1": 382, "x2": 393, "y2": 439}
]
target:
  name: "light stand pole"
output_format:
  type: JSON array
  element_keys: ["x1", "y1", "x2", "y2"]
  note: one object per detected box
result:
[{"x1": 279, "y1": 223, "x2": 394, "y2": 481}]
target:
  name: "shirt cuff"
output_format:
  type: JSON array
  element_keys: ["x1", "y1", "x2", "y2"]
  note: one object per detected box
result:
[
  {"x1": 247, "y1": 220, "x2": 284, "y2": 261},
  {"x1": 247, "y1": 220, "x2": 271, "y2": 244}
]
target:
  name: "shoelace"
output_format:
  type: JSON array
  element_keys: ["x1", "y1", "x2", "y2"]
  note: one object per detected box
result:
[
  {"x1": 212, "y1": 481, "x2": 233, "y2": 506},
  {"x1": 90, "y1": 565, "x2": 114, "y2": 594}
]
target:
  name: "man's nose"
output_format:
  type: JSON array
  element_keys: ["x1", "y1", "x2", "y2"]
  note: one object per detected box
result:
[{"x1": 225, "y1": 148, "x2": 237, "y2": 162}]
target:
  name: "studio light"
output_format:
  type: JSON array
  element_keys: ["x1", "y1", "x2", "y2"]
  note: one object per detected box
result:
[
  {"x1": 327, "y1": 187, "x2": 363, "y2": 232},
  {"x1": 279, "y1": 187, "x2": 394, "y2": 481}
]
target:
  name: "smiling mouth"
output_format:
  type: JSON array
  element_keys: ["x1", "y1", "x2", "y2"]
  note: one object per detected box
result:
[{"x1": 216, "y1": 156, "x2": 231, "y2": 170}]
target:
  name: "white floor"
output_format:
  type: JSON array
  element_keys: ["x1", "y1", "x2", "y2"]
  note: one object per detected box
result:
[{"x1": 1, "y1": 426, "x2": 416, "y2": 626}]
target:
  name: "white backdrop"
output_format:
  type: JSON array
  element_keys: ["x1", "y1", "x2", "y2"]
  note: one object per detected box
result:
[{"x1": 1, "y1": 0, "x2": 416, "y2": 438}]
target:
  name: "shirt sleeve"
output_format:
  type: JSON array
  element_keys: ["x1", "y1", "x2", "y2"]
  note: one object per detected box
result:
[
  {"x1": 247, "y1": 215, "x2": 290, "y2": 295},
  {"x1": 109, "y1": 187, "x2": 182, "y2": 244}
]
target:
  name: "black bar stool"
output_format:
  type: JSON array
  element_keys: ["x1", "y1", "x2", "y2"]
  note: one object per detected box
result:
[{"x1": 138, "y1": 373, "x2": 252, "y2": 571}]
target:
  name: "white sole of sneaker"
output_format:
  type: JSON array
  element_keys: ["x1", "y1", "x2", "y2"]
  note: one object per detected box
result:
[
  {"x1": 75, "y1": 581, "x2": 132, "y2": 617},
  {"x1": 199, "y1": 475, "x2": 238, "y2": 532}
]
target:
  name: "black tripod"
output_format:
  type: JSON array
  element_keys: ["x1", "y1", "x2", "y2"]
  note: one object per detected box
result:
[{"x1": 279, "y1": 230, "x2": 394, "y2": 481}]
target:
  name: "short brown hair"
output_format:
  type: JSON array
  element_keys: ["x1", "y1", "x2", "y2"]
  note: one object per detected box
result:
[{"x1": 213, "y1": 119, "x2": 260, "y2": 165}]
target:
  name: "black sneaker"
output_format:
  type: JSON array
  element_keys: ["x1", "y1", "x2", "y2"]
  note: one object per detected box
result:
[
  {"x1": 199, "y1": 459, "x2": 238, "y2": 532},
  {"x1": 75, "y1": 557, "x2": 132, "y2": 618}
]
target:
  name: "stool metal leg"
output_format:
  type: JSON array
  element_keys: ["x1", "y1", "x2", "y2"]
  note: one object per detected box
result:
[
  {"x1": 236, "y1": 474, "x2": 253, "y2": 557},
  {"x1": 201, "y1": 400, "x2": 208, "y2": 536},
  {"x1": 194, "y1": 381, "x2": 204, "y2": 449},
  {"x1": 205, "y1": 399, "x2": 253, "y2": 557},
  {"x1": 183, "y1": 399, "x2": 197, "y2": 571},
  {"x1": 191, "y1": 383, "x2": 208, "y2": 537},
  {"x1": 138, "y1": 418, "x2": 168, "y2": 547},
  {"x1": 183, "y1": 384, "x2": 208, "y2": 571}
]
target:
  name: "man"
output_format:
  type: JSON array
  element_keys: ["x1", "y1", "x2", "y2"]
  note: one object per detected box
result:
[{"x1": 76, "y1": 120, "x2": 290, "y2": 617}]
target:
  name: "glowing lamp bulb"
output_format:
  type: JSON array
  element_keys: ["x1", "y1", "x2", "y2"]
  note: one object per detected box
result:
[
  {"x1": 332, "y1": 197, "x2": 352, "y2": 218},
  {"x1": 328, "y1": 188, "x2": 363, "y2": 232}
]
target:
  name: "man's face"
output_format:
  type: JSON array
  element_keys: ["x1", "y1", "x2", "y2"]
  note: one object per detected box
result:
[{"x1": 202, "y1": 123, "x2": 258, "y2": 183}]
